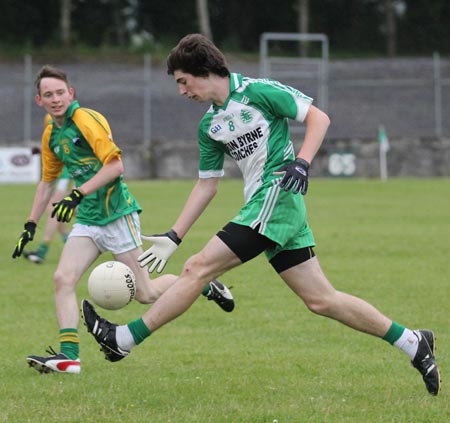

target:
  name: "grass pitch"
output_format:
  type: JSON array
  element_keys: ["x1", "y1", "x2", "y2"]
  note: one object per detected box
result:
[{"x1": 1, "y1": 178, "x2": 449, "y2": 423}]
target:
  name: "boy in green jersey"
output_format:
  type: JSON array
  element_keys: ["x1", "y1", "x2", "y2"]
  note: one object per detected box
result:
[
  {"x1": 12, "y1": 65, "x2": 234, "y2": 374},
  {"x1": 82, "y1": 34, "x2": 440, "y2": 395}
]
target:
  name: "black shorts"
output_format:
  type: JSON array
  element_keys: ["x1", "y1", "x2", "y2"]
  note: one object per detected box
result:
[{"x1": 216, "y1": 222, "x2": 315, "y2": 274}]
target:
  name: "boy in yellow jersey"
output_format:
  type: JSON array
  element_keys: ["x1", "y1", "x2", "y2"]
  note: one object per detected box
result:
[{"x1": 12, "y1": 65, "x2": 234, "y2": 374}]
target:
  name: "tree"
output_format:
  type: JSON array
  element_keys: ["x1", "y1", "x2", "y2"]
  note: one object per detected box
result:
[
  {"x1": 60, "y1": 0, "x2": 71, "y2": 46},
  {"x1": 110, "y1": 0, "x2": 126, "y2": 47},
  {"x1": 297, "y1": 0, "x2": 310, "y2": 57},
  {"x1": 196, "y1": 0, "x2": 212, "y2": 40},
  {"x1": 384, "y1": 0, "x2": 397, "y2": 57},
  {"x1": 0, "y1": 0, "x2": 449, "y2": 55}
]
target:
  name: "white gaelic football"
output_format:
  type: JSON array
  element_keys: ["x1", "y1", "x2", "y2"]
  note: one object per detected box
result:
[{"x1": 88, "y1": 261, "x2": 136, "y2": 310}]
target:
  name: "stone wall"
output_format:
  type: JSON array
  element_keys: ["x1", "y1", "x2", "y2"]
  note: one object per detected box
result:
[
  {"x1": 121, "y1": 137, "x2": 450, "y2": 180},
  {"x1": 2, "y1": 57, "x2": 449, "y2": 180}
]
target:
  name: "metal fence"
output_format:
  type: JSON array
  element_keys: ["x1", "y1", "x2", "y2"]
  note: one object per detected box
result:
[
  {"x1": 1, "y1": 50, "x2": 450, "y2": 151},
  {"x1": 259, "y1": 32, "x2": 450, "y2": 139}
]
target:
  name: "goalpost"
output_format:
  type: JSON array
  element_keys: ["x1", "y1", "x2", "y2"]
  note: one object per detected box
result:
[{"x1": 259, "y1": 32, "x2": 329, "y2": 134}]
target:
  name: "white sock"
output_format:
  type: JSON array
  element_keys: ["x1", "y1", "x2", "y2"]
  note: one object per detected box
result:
[
  {"x1": 116, "y1": 325, "x2": 136, "y2": 352},
  {"x1": 393, "y1": 328, "x2": 419, "y2": 360}
]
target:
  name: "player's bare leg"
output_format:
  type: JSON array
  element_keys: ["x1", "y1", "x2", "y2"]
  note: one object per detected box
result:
[
  {"x1": 280, "y1": 256, "x2": 392, "y2": 335},
  {"x1": 115, "y1": 248, "x2": 177, "y2": 304},
  {"x1": 55, "y1": 236, "x2": 100, "y2": 328},
  {"x1": 141, "y1": 236, "x2": 240, "y2": 330},
  {"x1": 280, "y1": 255, "x2": 440, "y2": 395},
  {"x1": 115, "y1": 244, "x2": 234, "y2": 311},
  {"x1": 81, "y1": 236, "x2": 239, "y2": 361},
  {"x1": 27, "y1": 236, "x2": 99, "y2": 374}
]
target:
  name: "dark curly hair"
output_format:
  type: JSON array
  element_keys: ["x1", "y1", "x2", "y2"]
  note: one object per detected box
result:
[{"x1": 167, "y1": 34, "x2": 230, "y2": 78}]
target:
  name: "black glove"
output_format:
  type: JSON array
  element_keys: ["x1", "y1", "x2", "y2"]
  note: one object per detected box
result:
[
  {"x1": 51, "y1": 188, "x2": 84, "y2": 222},
  {"x1": 12, "y1": 221, "x2": 37, "y2": 258},
  {"x1": 275, "y1": 158, "x2": 310, "y2": 195}
]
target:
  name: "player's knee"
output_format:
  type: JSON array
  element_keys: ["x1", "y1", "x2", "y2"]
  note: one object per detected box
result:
[
  {"x1": 303, "y1": 293, "x2": 336, "y2": 317},
  {"x1": 53, "y1": 269, "x2": 77, "y2": 292},
  {"x1": 182, "y1": 253, "x2": 213, "y2": 285},
  {"x1": 305, "y1": 300, "x2": 329, "y2": 316}
]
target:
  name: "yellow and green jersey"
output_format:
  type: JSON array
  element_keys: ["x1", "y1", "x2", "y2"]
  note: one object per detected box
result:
[{"x1": 40, "y1": 101, "x2": 141, "y2": 226}]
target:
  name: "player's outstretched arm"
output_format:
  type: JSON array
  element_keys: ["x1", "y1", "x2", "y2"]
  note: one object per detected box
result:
[
  {"x1": 138, "y1": 178, "x2": 219, "y2": 273},
  {"x1": 12, "y1": 180, "x2": 56, "y2": 258}
]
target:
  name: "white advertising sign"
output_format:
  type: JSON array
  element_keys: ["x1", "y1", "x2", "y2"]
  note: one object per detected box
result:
[{"x1": 0, "y1": 147, "x2": 40, "y2": 183}]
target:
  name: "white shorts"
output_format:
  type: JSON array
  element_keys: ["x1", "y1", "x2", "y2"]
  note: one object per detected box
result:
[
  {"x1": 69, "y1": 212, "x2": 142, "y2": 254},
  {"x1": 56, "y1": 177, "x2": 72, "y2": 191}
]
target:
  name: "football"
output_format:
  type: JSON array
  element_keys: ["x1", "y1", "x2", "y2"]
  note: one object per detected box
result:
[{"x1": 87, "y1": 261, "x2": 136, "y2": 310}]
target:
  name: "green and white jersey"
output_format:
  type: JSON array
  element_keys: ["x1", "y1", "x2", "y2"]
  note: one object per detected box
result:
[{"x1": 198, "y1": 73, "x2": 312, "y2": 203}]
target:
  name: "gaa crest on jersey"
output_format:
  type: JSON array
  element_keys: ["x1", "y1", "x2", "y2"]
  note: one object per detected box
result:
[
  {"x1": 240, "y1": 109, "x2": 253, "y2": 124},
  {"x1": 210, "y1": 124, "x2": 222, "y2": 135}
]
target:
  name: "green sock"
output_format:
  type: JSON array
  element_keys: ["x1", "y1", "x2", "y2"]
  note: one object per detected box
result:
[
  {"x1": 382, "y1": 321, "x2": 406, "y2": 345},
  {"x1": 201, "y1": 283, "x2": 211, "y2": 297},
  {"x1": 128, "y1": 318, "x2": 152, "y2": 345},
  {"x1": 36, "y1": 243, "x2": 49, "y2": 259},
  {"x1": 59, "y1": 328, "x2": 79, "y2": 359}
]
